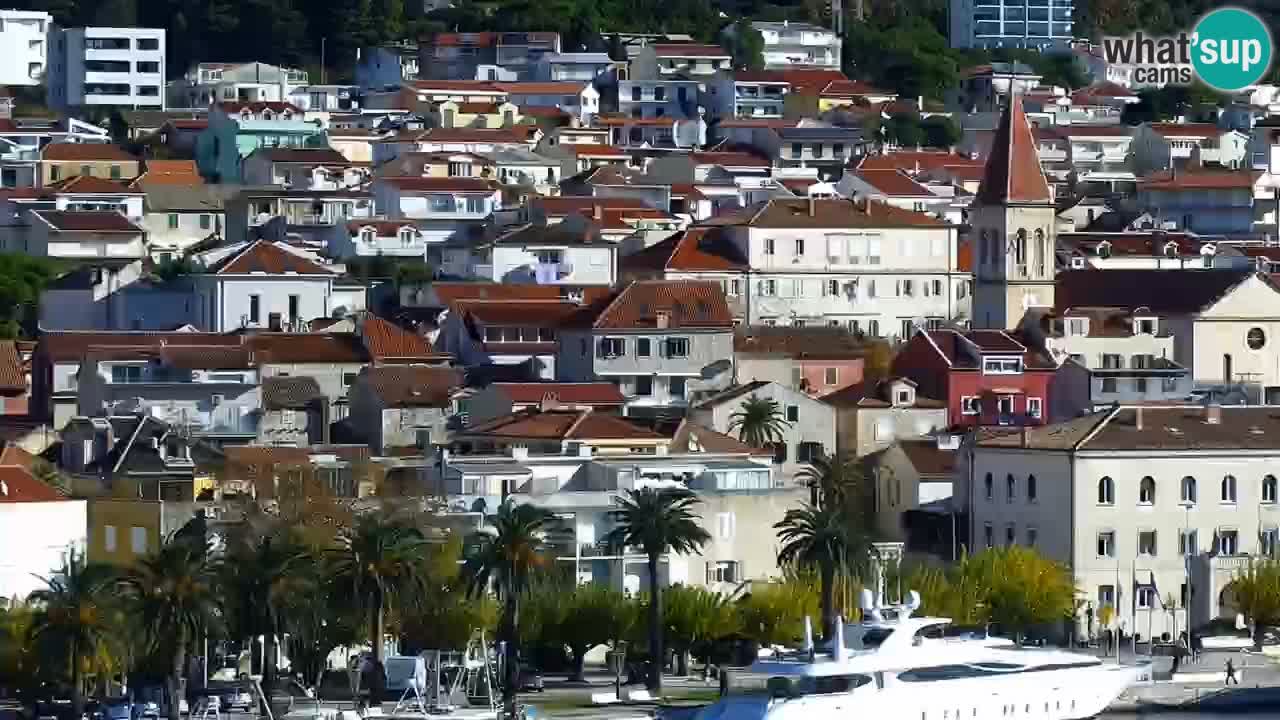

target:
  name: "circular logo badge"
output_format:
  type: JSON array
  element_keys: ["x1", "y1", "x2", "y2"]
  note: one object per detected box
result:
[{"x1": 1192, "y1": 7, "x2": 1273, "y2": 92}]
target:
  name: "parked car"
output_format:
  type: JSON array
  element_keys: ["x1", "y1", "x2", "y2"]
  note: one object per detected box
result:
[{"x1": 204, "y1": 683, "x2": 253, "y2": 712}]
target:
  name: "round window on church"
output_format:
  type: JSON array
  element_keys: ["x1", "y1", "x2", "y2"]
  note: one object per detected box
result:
[{"x1": 1248, "y1": 328, "x2": 1267, "y2": 351}]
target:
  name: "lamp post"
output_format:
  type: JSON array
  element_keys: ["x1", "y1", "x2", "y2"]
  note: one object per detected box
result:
[{"x1": 1182, "y1": 501, "x2": 1194, "y2": 640}]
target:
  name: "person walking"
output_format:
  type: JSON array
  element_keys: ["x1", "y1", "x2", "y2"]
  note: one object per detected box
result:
[{"x1": 1225, "y1": 658, "x2": 1239, "y2": 685}]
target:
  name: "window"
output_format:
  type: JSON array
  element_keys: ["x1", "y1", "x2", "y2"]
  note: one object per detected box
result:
[
  {"x1": 1097, "y1": 530, "x2": 1116, "y2": 557},
  {"x1": 1265, "y1": 475, "x2": 1278, "y2": 504},
  {"x1": 1027, "y1": 526, "x2": 1038, "y2": 546},
  {"x1": 984, "y1": 473, "x2": 993, "y2": 500},
  {"x1": 1098, "y1": 476, "x2": 1114, "y2": 505},
  {"x1": 1222, "y1": 474, "x2": 1238, "y2": 503},
  {"x1": 663, "y1": 337, "x2": 689, "y2": 358},
  {"x1": 711, "y1": 560, "x2": 740, "y2": 583},
  {"x1": 110, "y1": 165, "x2": 121, "y2": 180},
  {"x1": 771, "y1": 442, "x2": 787, "y2": 464},
  {"x1": 824, "y1": 367, "x2": 839, "y2": 385},
  {"x1": 199, "y1": 214, "x2": 212, "y2": 230},
  {"x1": 1027, "y1": 475, "x2": 1037, "y2": 502},
  {"x1": 1249, "y1": 327, "x2": 1267, "y2": 350},
  {"x1": 1098, "y1": 585, "x2": 1116, "y2": 609},
  {"x1": 130, "y1": 526, "x2": 148, "y2": 554},
  {"x1": 1217, "y1": 529, "x2": 1239, "y2": 556},
  {"x1": 137, "y1": 38, "x2": 160, "y2": 50},
  {"x1": 961, "y1": 396, "x2": 981, "y2": 415},
  {"x1": 1138, "y1": 530, "x2": 1157, "y2": 556},
  {"x1": 1101, "y1": 377, "x2": 1117, "y2": 393},
  {"x1": 983, "y1": 357, "x2": 1022, "y2": 374},
  {"x1": 786, "y1": 405, "x2": 799, "y2": 422},
  {"x1": 342, "y1": 372, "x2": 358, "y2": 387},
  {"x1": 79, "y1": 164, "x2": 90, "y2": 177},
  {"x1": 1180, "y1": 529, "x2": 1198, "y2": 556},
  {"x1": 637, "y1": 338, "x2": 651, "y2": 357},
  {"x1": 1005, "y1": 524, "x2": 1015, "y2": 546},
  {"x1": 1067, "y1": 318, "x2": 1087, "y2": 336},
  {"x1": 1137, "y1": 586, "x2": 1156, "y2": 609},
  {"x1": 399, "y1": 228, "x2": 416, "y2": 246},
  {"x1": 288, "y1": 294, "x2": 300, "y2": 323},
  {"x1": 50, "y1": 165, "x2": 59, "y2": 182},
  {"x1": 104, "y1": 525, "x2": 117, "y2": 552},
  {"x1": 1027, "y1": 397, "x2": 1042, "y2": 419},
  {"x1": 797, "y1": 441, "x2": 824, "y2": 463},
  {"x1": 167, "y1": 213, "x2": 179, "y2": 229},
  {"x1": 795, "y1": 238, "x2": 805, "y2": 256},
  {"x1": 111, "y1": 365, "x2": 142, "y2": 383},
  {"x1": 634, "y1": 376, "x2": 653, "y2": 396},
  {"x1": 792, "y1": 142, "x2": 803, "y2": 158},
  {"x1": 669, "y1": 376, "x2": 687, "y2": 398},
  {"x1": 136, "y1": 60, "x2": 160, "y2": 73},
  {"x1": 1006, "y1": 474, "x2": 1015, "y2": 503},
  {"x1": 825, "y1": 279, "x2": 840, "y2": 296},
  {"x1": 599, "y1": 337, "x2": 625, "y2": 358},
  {"x1": 1139, "y1": 476, "x2": 1155, "y2": 505},
  {"x1": 249, "y1": 294, "x2": 260, "y2": 323},
  {"x1": 984, "y1": 522, "x2": 994, "y2": 548},
  {"x1": 765, "y1": 238, "x2": 775, "y2": 255},
  {"x1": 1181, "y1": 476, "x2": 1197, "y2": 503}
]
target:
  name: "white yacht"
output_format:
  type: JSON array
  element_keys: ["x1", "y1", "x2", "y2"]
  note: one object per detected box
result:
[{"x1": 695, "y1": 592, "x2": 1147, "y2": 720}]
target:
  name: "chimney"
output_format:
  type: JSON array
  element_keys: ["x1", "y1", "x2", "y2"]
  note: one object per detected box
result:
[
  {"x1": 1206, "y1": 403, "x2": 1222, "y2": 425},
  {"x1": 1135, "y1": 406, "x2": 1143, "y2": 431},
  {"x1": 808, "y1": 194, "x2": 816, "y2": 217},
  {"x1": 592, "y1": 203, "x2": 602, "y2": 221}
]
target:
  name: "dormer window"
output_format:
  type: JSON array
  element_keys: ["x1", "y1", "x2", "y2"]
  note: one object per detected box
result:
[
  {"x1": 280, "y1": 111, "x2": 292, "y2": 120},
  {"x1": 261, "y1": 110, "x2": 274, "y2": 120},
  {"x1": 359, "y1": 227, "x2": 377, "y2": 244},
  {"x1": 1067, "y1": 317, "x2": 1088, "y2": 336},
  {"x1": 1135, "y1": 317, "x2": 1156, "y2": 335},
  {"x1": 1096, "y1": 241, "x2": 1112, "y2": 259},
  {"x1": 240, "y1": 109, "x2": 253, "y2": 121},
  {"x1": 891, "y1": 382, "x2": 915, "y2": 407},
  {"x1": 983, "y1": 357, "x2": 1022, "y2": 375},
  {"x1": 1163, "y1": 242, "x2": 1178, "y2": 258},
  {"x1": 1070, "y1": 256, "x2": 1085, "y2": 269},
  {"x1": 398, "y1": 227, "x2": 417, "y2": 246}
]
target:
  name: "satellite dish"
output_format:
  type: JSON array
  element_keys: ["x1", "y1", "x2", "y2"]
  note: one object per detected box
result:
[{"x1": 701, "y1": 359, "x2": 732, "y2": 379}]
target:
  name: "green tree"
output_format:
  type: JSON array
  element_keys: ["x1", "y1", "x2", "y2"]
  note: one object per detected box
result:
[
  {"x1": 797, "y1": 453, "x2": 865, "y2": 510},
  {"x1": 602, "y1": 487, "x2": 710, "y2": 694},
  {"x1": 327, "y1": 510, "x2": 429, "y2": 666},
  {"x1": 28, "y1": 553, "x2": 119, "y2": 718},
  {"x1": 1232, "y1": 559, "x2": 1280, "y2": 643},
  {"x1": 886, "y1": 112, "x2": 924, "y2": 149},
  {"x1": 726, "y1": 19, "x2": 764, "y2": 71},
  {"x1": 220, "y1": 525, "x2": 313, "y2": 702},
  {"x1": 776, "y1": 504, "x2": 868, "y2": 640},
  {"x1": 401, "y1": 538, "x2": 499, "y2": 653},
  {"x1": 737, "y1": 580, "x2": 819, "y2": 647},
  {"x1": 662, "y1": 585, "x2": 740, "y2": 675},
  {"x1": 727, "y1": 395, "x2": 790, "y2": 449},
  {"x1": 120, "y1": 537, "x2": 220, "y2": 720},
  {"x1": 462, "y1": 500, "x2": 562, "y2": 712},
  {"x1": 921, "y1": 115, "x2": 961, "y2": 149},
  {"x1": 546, "y1": 583, "x2": 633, "y2": 682}
]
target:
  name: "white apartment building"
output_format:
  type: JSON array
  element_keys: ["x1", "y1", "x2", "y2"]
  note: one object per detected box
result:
[
  {"x1": 0, "y1": 10, "x2": 52, "y2": 86},
  {"x1": 971, "y1": 405, "x2": 1280, "y2": 643},
  {"x1": 47, "y1": 26, "x2": 166, "y2": 111},
  {"x1": 168, "y1": 61, "x2": 308, "y2": 109},
  {"x1": 732, "y1": 21, "x2": 842, "y2": 70},
  {"x1": 709, "y1": 197, "x2": 968, "y2": 338},
  {"x1": 949, "y1": 0, "x2": 1073, "y2": 50}
]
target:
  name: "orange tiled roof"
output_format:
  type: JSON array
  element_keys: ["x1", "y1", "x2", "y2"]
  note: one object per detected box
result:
[
  {"x1": 42, "y1": 143, "x2": 137, "y2": 162},
  {"x1": 975, "y1": 99, "x2": 1053, "y2": 205},
  {"x1": 358, "y1": 314, "x2": 441, "y2": 361},
  {"x1": 0, "y1": 465, "x2": 65, "y2": 503},
  {"x1": 209, "y1": 240, "x2": 333, "y2": 275},
  {"x1": 586, "y1": 280, "x2": 734, "y2": 330}
]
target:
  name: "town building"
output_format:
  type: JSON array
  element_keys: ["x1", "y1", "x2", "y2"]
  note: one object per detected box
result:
[
  {"x1": 949, "y1": 0, "x2": 1073, "y2": 49},
  {"x1": 0, "y1": 10, "x2": 52, "y2": 87},
  {"x1": 730, "y1": 21, "x2": 842, "y2": 70},
  {"x1": 821, "y1": 377, "x2": 949, "y2": 458},
  {"x1": 167, "y1": 61, "x2": 310, "y2": 109},
  {"x1": 692, "y1": 380, "x2": 837, "y2": 483},
  {"x1": 47, "y1": 26, "x2": 166, "y2": 111}
]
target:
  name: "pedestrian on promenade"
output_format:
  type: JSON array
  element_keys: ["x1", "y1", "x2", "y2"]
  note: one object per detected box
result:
[{"x1": 1225, "y1": 658, "x2": 1239, "y2": 685}]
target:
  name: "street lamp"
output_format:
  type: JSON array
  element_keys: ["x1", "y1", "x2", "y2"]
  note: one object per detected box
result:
[{"x1": 1181, "y1": 501, "x2": 1194, "y2": 641}]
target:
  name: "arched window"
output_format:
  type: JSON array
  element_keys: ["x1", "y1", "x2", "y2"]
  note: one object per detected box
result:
[
  {"x1": 1181, "y1": 476, "x2": 1197, "y2": 504},
  {"x1": 984, "y1": 473, "x2": 993, "y2": 500},
  {"x1": 1164, "y1": 242, "x2": 1178, "y2": 258},
  {"x1": 1098, "y1": 476, "x2": 1114, "y2": 505},
  {"x1": 398, "y1": 227, "x2": 416, "y2": 246},
  {"x1": 1007, "y1": 474, "x2": 1015, "y2": 503},
  {"x1": 1014, "y1": 228, "x2": 1027, "y2": 270},
  {"x1": 359, "y1": 227, "x2": 376, "y2": 244},
  {"x1": 1139, "y1": 476, "x2": 1155, "y2": 505},
  {"x1": 1265, "y1": 475, "x2": 1278, "y2": 504},
  {"x1": 1097, "y1": 241, "x2": 1112, "y2": 259},
  {"x1": 1222, "y1": 475, "x2": 1238, "y2": 503},
  {"x1": 1033, "y1": 228, "x2": 1046, "y2": 276},
  {"x1": 1027, "y1": 474, "x2": 1037, "y2": 502}
]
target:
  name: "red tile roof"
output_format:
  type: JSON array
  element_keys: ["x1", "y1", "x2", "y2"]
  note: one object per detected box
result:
[
  {"x1": 33, "y1": 211, "x2": 141, "y2": 233},
  {"x1": 493, "y1": 82, "x2": 589, "y2": 95},
  {"x1": 220, "y1": 101, "x2": 303, "y2": 114},
  {"x1": 1070, "y1": 81, "x2": 1137, "y2": 102},
  {"x1": 38, "y1": 331, "x2": 240, "y2": 362},
  {"x1": 821, "y1": 79, "x2": 893, "y2": 97},
  {"x1": 690, "y1": 150, "x2": 770, "y2": 168},
  {"x1": 596, "y1": 115, "x2": 677, "y2": 127},
  {"x1": 0, "y1": 341, "x2": 24, "y2": 392},
  {"x1": 854, "y1": 168, "x2": 936, "y2": 197},
  {"x1": 564, "y1": 144, "x2": 630, "y2": 158},
  {"x1": 380, "y1": 176, "x2": 499, "y2": 193},
  {"x1": 406, "y1": 79, "x2": 502, "y2": 92},
  {"x1": 1140, "y1": 169, "x2": 1261, "y2": 190},
  {"x1": 209, "y1": 240, "x2": 333, "y2": 275},
  {"x1": 42, "y1": 143, "x2": 137, "y2": 162},
  {"x1": 581, "y1": 280, "x2": 733, "y2": 330},
  {"x1": 166, "y1": 119, "x2": 209, "y2": 130},
  {"x1": 710, "y1": 197, "x2": 948, "y2": 229},
  {"x1": 253, "y1": 148, "x2": 351, "y2": 164},
  {"x1": 358, "y1": 314, "x2": 442, "y2": 360},
  {"x1": 976, "y1": 99, "x2": 1053, "y2": 205},
  {"x1": 733, "y1": 68, "x2": 847, "y2": 91},
  {"x1": 858, "y1": 150, "x2": 984, "y2": 174},
  {"x1": 365, "y1": 365, "x2": 462, "y2": 407},
  {"x1": 1147, "y1": 122, "x2": 1222, "y2": 138},
  {"x1": 491, "y1": 382, "x2": 626, "y2": 406},
  {"x1": 621, "y1": 227, "x2": 748, "y2": 273},
  {"x1": 0, "y1": 465, "x2": 65, "y2": 503},
  {"x1": 47, "y1": 175, "x2": 142, "y2": 194},
  {"x1": 416, "y1": 126, "x2": 538, "y2": 144},
  {"x1": 134, "y1": 159, "x2": 204, "y2": 187}
]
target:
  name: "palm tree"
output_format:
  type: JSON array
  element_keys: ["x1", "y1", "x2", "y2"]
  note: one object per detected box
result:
[
  {"x1": 28, "y1": 551, "x2": 118, "y2": 719},
  {"x1": 326, "y1": 510, "x2": 428, "y2": 667},
  {"x1": 461, "y1": 500, "x2": 561, "y2": 712},
  {"x1": 602, "y1": 487, "x2": 710, "y2": 695},
  {"x1": 775, "y1": 504, "x2": 869, "y2": 641},
  {"x1": 798, "y1": 453, "x2": 866, "y2": 510},
  {"x1": 221, "y1": 525, "x2": 313, "y2": 701},
  {"x1": 120, "y1": 537, "x2": 219, "y2": 720},
  {"x1": 727, "y1": 395, "x2": 790, "y2": 449}
]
